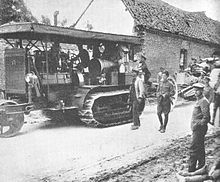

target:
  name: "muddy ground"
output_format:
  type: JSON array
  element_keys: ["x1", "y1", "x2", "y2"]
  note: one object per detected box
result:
[
  {"x1": 1, "y1": 99, "x2": 217, "y2": 182},
  {"x1": 93, "y1": 131, "x2": 216, "y2": 182}
]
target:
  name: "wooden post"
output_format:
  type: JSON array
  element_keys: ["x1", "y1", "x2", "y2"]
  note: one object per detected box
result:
[
  {"x1": 27, "y1": 49, "x2": 32, "y2": 103},
  {"x1": 45, "y1": 41, "x2": 50, "y2": 97}
]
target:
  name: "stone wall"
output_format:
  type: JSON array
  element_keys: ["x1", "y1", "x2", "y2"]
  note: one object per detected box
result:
[{"x1": 140, "y1": 31, "x2": 218, "y2": 81}]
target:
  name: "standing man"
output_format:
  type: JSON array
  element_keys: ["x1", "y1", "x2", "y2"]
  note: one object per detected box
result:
[
  {"x1": 198, "y1": 71, "x2": 206, "y2": 84},
  {"x1": 203, "y1": 76, "x2": 214, "y2": 104},
  {"x1": 188, "y1": 83, "x2": 210, "y2": 172},
  {"x1": 157, "y1": 67, "x2": 165, "y2": 84},
  {"x1": 77, "y1": 44, "x2": 90, "y2": 71},
  {"x1": 130, "y1": 68, "x2": 145, "y2": 130},
  {"x1": 212, "y1": 73, "x2": 220, "y2": 125},
  {"x1": 139, "y1": 54, "x2": 151, "y2": 84},
  {"x1": 156, "y1": 70, "x2": 174, "y2": 133}
]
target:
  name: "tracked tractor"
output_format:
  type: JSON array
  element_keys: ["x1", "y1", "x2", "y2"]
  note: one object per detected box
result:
[{"x1": 0, "y1": 22, "x2": 178, "y2": 137}]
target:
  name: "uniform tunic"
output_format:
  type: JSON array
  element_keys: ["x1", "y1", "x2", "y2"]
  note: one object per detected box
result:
[
  {"x1": 189, "y1": 97, "x2": 210, "y2": 172},
  {"x1": 191, "y1": 97, "x2": 210, "y2": 131},
  {"x1": 138, "y1": 61, "x2": 151, "y2": 84},
  {"x1": 157, "y1": 80, "x2": 174, "y2": 114}
]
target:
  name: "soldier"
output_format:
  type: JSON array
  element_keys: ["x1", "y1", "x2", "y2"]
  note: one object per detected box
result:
[
  {"x1": 156, "y1": 70, "x2": 175, "y2": 133},
  {"x1": 177, "y1": 125, "x2": 220, "y2": 182},
  {"x1": 77, "y1": 44, "x2": 90, "y2": 71},
  {"x1": 188, "y1": 83, "x2": 210, "y2": 172},
  {"x1": 130, "y1": 68, "x2": 145, "y2": 130},
  {"x1": 203, "y1": 76, "x2": 214, "y2": 104},
  {"x1": 197, "y1": 71, "x2": 206, "y2": 84},
  {"x1": 209, "y1": 128, "x2": 220, "y2": 181},
  {"x1": 157, "y1": 67, "x2": 165, "y2": 84},
  {"x1": 212, "y1": 73, "x2": 220, "y2": 125},
  {"x1": 139, "y1": 54, "x2": 151, "y2": 84}
]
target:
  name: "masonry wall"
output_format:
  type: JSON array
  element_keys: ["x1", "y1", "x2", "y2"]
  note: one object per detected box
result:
[{"x1": 141, "y1": 31, "x2": 217, "y2": 81}]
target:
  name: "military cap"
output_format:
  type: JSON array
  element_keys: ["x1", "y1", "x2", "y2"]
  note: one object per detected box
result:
[{"x1": 162, "y1": 70, "x2": 169, "y2": 77}]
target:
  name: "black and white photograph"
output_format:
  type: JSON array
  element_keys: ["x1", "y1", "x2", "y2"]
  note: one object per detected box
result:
[{"x1": 0, "y1": 0, "x2": 220, "y2": 181}]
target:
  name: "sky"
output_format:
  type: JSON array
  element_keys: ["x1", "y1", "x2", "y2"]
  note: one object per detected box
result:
[
  {"x1": 25, "y1": 0, "x2": 220, "y2": 27},
  {"x1": 163, "y1": 0, "x2": 220, "y2": 21}
]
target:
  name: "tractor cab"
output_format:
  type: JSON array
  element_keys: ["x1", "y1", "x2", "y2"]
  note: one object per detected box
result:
[{"x1": 0, "y1": 22, "x2": 141, "y2": 137}]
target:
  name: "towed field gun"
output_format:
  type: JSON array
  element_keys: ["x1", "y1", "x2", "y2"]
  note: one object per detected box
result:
[{"x1": 0, "y1": 22, "x2": 178, "y2": 137}]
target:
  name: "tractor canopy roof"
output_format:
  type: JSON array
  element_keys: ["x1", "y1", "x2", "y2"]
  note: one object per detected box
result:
[{"x1": 0, "y1": 22, "x2": 141, "y2": 45}]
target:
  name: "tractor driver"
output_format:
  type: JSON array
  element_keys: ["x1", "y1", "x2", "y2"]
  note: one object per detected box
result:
[{"x1": 76, "y1": 44, "x2": 90, "y2": 72}]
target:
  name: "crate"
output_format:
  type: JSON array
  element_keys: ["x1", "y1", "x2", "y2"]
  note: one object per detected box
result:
[
  {"x1": 41, "y1": 74, "x2": 57, "y2": 85},
  {"x1": 57, "y1": 73, "x2": 71, "y2": 84},
  {"x1": 41, "y1": 73, "x2": 71, "y2": 85}
]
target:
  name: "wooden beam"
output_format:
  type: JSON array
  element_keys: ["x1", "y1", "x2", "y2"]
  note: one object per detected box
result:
[{"x1": 4, "y1": 38, "x2": 14, "y2": 48}]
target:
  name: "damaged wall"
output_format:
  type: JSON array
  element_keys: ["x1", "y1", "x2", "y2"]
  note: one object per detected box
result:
[{"x1": 141, "y1": 31, "x2": 217, "y2": 80}]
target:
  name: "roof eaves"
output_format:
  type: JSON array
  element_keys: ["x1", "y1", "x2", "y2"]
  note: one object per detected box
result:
[{"x1": 136, "y1": 24, "x2": 220, "y2": 47}]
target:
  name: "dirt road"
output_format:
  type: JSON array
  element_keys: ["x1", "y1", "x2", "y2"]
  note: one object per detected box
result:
[
  {"x1": 0, "y1": 100, "x2": 207, "y2": 182},
  {"x1": 100, "y1": 133, "x2": 216, "y2": 182}
]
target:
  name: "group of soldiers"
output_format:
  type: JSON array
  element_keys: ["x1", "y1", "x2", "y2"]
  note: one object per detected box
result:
[
  {"x1": 130, "y1": 54, "x2": 174, "y2": 132},
  {"x1": 129, "y1": 55, "x2": 220, "y2": 181}
]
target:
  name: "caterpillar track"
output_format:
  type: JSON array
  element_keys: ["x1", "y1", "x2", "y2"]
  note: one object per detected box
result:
[
  {"x1": 78, "y1": 85, "x2": 133, "y2": 127},
  {"x1": 41, "y1": 77, "x2": 178, "y2": 128}
]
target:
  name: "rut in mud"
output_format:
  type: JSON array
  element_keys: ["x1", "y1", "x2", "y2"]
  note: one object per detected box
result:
[{"x1": 93, "y1": 132, "x2": 216, "y2": 182}]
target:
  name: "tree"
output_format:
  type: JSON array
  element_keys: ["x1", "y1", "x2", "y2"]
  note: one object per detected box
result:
[
  {"x1": 41, "y1": 15, "x2": 51, "y2": 25},
  {"x1": 40, "y1": 14, "x2": 68, "y2": 27},
  {"x1": 60, "y1": 18, "x2": 67, "y2": 27},
  {"x1": 0, "y1": 0, "x2": 37, "y2": 25},
  {"x1": 85, "y1": 20, "x2": 93, "y2": 31}
]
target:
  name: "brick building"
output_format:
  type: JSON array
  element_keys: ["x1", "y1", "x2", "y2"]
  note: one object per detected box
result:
[{"x1": 76, "y1": 0, "x2": 220, "y2": 80}]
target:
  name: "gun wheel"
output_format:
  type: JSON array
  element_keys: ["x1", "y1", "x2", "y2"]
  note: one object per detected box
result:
[{"x1": 0, "y1": 100, "x2": 24, "y2": 138}]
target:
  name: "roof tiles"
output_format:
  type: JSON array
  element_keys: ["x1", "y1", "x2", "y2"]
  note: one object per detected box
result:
[{"x1": 122, "y1": 0, "x2": 220, "y2": 45}]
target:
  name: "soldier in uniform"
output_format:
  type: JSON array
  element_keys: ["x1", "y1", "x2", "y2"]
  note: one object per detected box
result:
[
  {"x1": 212, "y1": 73, "x2": 220, "y2": 125},
  {"x1": 76, "y1": 44, "x2": 90, "y2": 71},
  {"x1": 188, "y1": 83, "x2": 210, "y2": 172},
  {"x1": 177, "y1": 116, "x2": 220, "y2": 182},
  {"x1": 156, "y1": 70, "x2": 175, "y2": 133},
  {"x1": 130, "y1": 68, "x2": 145, "y2": 130},
  {"x1": 157, "y1": 67, "x2": 165, "y2": 84},
  {"x1": 139, "y1": 55, "x2": 151, "y2": 84},
  {"x1": 203, "y1": 76, "x2": 214, "y2": 104},
  {"x1": 210, "y1": 127, "x2": 220, "y2": 181}
]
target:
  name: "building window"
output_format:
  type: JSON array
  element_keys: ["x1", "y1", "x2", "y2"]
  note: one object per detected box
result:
[{"x1": 179, "y1": 49, "x2": 187, "y2": 71}]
